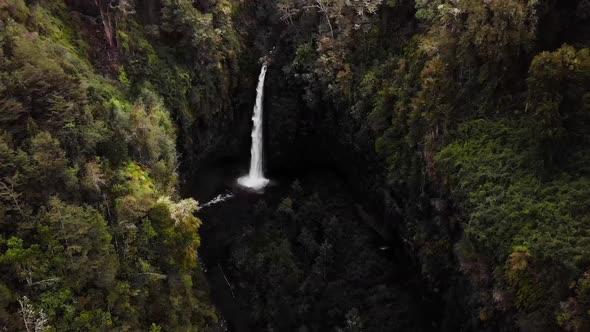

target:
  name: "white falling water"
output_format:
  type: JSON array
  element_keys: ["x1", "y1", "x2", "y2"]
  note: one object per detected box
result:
[
  {"x1": 201, "y1": 192, "x2": 235, "y2": 208},
  {"x1": 237, "y1": 64, "x2": 270, "y2": 190}
]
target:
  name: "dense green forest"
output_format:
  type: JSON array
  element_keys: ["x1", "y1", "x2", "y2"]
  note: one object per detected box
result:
[
  {"x1": 0, "y1": 0, "x2": 589, "y2": 331},
  {"x1": 0, "y1": 0, "x2": 225, "y2": 330}
]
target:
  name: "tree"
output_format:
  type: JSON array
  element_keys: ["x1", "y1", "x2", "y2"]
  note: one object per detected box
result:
[
  {"x1": 277, "y1": 0, "x2": 300, "y2": 25},
  {"x1": 309, "y1": 0, "x2": 337, "y2": 38},
  {"x1": 314, "y1": 240, "x2": 333, "y2": 280},
  {"x1": 154, "y1": 197, "x2": 202, "y2": 270},
  {"x1": 0, "y1": 237, "x2": 46, "y2": 288},
  {"x1": 80, "y1": 160, "x2": 105, "y2": 202},
  {"x1": 40, "y1": 198, "x2": 117, "y2": 290},
  {"x1": 18, "y1": 296, "x2": 49, "y2": 332},
  {"x1": 298, "y1": 227, "x2": 318, "y2": 260},
  {"x1": 0, "y1": 176, "x2": 25, "y2": 216},
  {"x1": 30, "y1": 132, "x2": 68, "y2": 194},
  {"x1": 278, "y1": 0, "x2": 383, "y2": 38}
]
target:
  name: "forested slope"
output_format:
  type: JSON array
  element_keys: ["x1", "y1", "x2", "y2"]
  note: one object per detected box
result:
[
  {"x1": 0, "y1": 0, "x2": 241, "y2": 330},
  {"x1": 266, "y1": 0, "x2": 590, "y2": 330}
]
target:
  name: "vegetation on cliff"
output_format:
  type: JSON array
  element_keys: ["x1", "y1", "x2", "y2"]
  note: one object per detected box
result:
[
  {"x1": 271, "y1": 0, "x2": 590, "y2": 329},
  {"x1": 0, "y1": 0, "x2": 235, "y2": 330}
]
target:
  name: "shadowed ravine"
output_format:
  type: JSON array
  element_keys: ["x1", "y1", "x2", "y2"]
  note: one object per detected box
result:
[{"x1": 190, "y1": 158, "x2": 442, "y2": 331}]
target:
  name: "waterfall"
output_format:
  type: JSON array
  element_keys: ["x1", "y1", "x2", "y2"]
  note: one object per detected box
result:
[
  {"x1": 201, "y1": 192, "x2": 235, "y2": 208},
  {"x1": 237, "y1": 64, "x2": 269, "y2": 190}
]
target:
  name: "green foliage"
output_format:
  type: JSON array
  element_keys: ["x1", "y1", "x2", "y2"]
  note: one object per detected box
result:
[
  {"x1": 0, "y1": 2, "x2": 215, "y2": 331},
  {"x1": 153, "y1": 196, "x2": 202, "y2": 270},
  {"x1": 116, "y1": 0, "x2": 242, "y2": 170},
  {"x1": 436, "y1": 117, "x2": 590, "y2": 326},
  {"x1": 457, "y1": 0, "x2": 536, "y2": 62},
  {"x1": 280, "y1": 0, "x2": 590, "y2": 328},
  {"x1": 41, "y1": 197, "x2": 117, "y2": 289},
  {"x1": 118, "y1": 19, "x2": 192, "y2": 122},
  {"x1": 527, "y1": 46, "x2": 590, "y2": 168},
  {"x1": 129, "y1": 0, "x2": 243, "y2": 123}
]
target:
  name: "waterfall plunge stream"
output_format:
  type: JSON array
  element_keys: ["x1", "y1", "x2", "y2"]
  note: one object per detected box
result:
[{"x1": 237, "y1": 64, "x2": 269, "y2": 190}]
